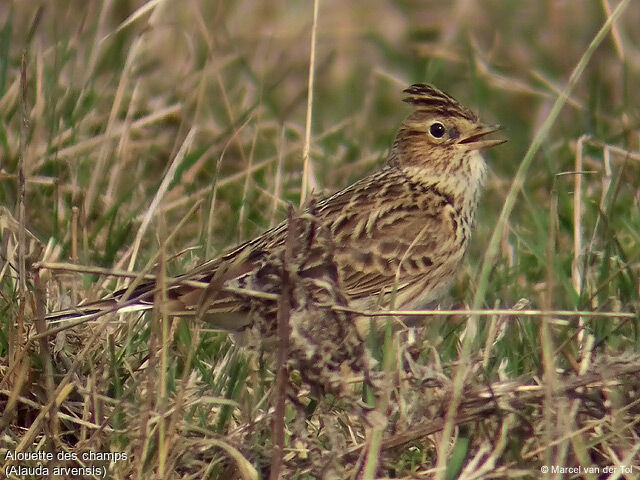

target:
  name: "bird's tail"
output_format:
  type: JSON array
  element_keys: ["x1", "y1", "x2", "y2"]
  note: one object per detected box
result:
[
  {"x1": 45, "y1": 284, "x2": 156, "y2": 323},
  {"x1": 44, "y1": 272, "x2": 252, "y2": 331}
]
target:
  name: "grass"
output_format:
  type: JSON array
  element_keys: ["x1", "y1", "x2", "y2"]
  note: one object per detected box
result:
[{"x1": 2, "y1": 0, "x2": 640, "y2": 478}]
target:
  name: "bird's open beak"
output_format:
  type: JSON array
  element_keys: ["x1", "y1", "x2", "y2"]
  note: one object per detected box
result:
[{"x1": 459, "y1": 124, "x2": 506, "y2": 150}]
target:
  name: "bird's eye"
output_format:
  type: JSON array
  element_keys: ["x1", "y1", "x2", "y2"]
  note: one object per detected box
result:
[{"x1": 429, "y1": 122, "x2": 446, "y2": 138}]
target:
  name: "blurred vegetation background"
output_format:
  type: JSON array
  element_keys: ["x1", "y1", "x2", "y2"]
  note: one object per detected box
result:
[{"x1": 1, "y1": 0, "x2": 639, "y2": 478}]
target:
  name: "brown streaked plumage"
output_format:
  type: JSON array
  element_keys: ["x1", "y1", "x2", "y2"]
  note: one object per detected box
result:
[{"x1": 47, "y1": 84, "x2": 505, "y2": 334}]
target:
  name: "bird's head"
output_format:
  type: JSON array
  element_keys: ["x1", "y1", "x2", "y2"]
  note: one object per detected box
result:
[{"x1": 389, "y1": 84, "x2": 505, "y2": 172}]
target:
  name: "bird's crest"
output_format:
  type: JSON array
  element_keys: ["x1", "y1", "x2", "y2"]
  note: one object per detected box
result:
[{"x1": 403, "y1": 84, "x2": 477, "y2": 121}]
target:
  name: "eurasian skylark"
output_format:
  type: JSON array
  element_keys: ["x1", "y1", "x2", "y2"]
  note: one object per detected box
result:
[{"x1": 48, "y1": 84, "x2": 504, "y2": 335}]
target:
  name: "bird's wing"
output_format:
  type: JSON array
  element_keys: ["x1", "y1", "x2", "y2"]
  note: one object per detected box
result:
[
  {"x1": 333, "y1": 213, "x2": 444, "y2": 305},
  {"x1": 316, "y1": 168, "x2": 453, "y2": 306}
]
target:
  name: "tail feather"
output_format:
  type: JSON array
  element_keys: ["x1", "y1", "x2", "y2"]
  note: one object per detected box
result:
[
  {"x1": 44, "y1": 274, "x2": 248, "y2": 329},
  {"x1": 45, "y1": 297, "x2": 153, "y2": 323}
]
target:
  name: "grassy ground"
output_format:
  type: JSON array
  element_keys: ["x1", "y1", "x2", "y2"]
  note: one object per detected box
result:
[{"x1": 1, "y1": 0, "x2": 640, "y2": 478}]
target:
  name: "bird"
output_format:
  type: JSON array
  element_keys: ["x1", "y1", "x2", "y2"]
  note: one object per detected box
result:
[{"x1": 46, "y1": 83, "x2": 505, "y2": 339}]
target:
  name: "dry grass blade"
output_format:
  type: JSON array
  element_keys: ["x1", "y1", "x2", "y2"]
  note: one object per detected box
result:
[
  {"x1": 300, "y1": 0, "x2": 320, "y2": 205},
  {"x1": 268, "y1": 206, "x2": 294, "y2": 480},
  {"x1": 128, "y1": 128, "x2": 197, "y2": 271}
]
